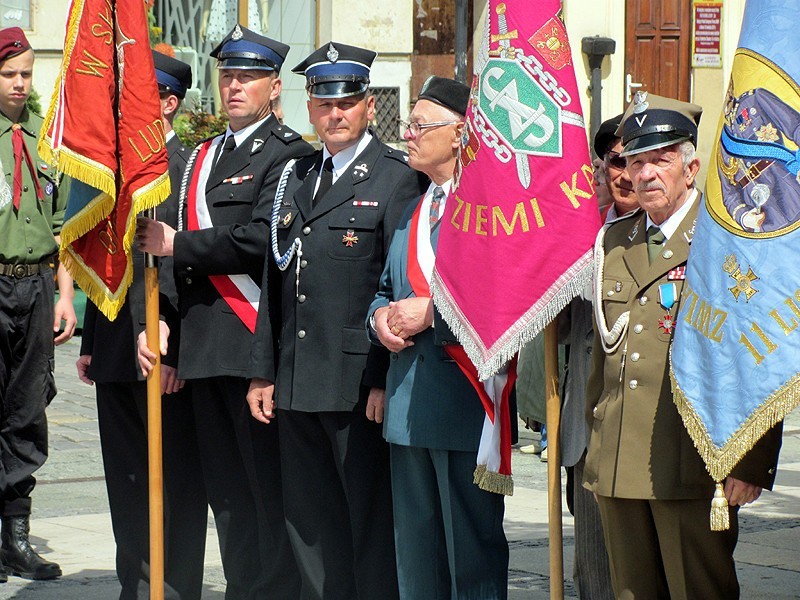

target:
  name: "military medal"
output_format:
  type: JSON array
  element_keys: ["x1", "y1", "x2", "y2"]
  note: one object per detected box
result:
[
  {"x1": 223, "y1": 174, "x2": 254, "y2": 185},
  {"x1": 342, "y1": 230, "x2": 359, "y2": 247},
  {"x1": 282, "y1": 212, "x2": 293, "y2": 226},
  {"x1": 667, "y1": 266, "x2": 686, "y2": 280},
  {"x1": 352, "y1": 200, "x2": 378, "y2": 207},
  {"x1": 658, "y1": 313, "x2": 675, "y2": 334},
  {"x1": 658, "y1": 282, "x2": 678, "y2": 309}
]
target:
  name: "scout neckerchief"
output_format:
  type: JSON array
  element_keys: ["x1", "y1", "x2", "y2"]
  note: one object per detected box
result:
[
  {"x1": 406, "y1": 189, "x2": 517, "y2": 493},
  {"x1": 185, "y1": 137, "x2": 260, "y2": 333},
  {"x1": 11, "y1": 123, "x2": 44, "y2": 210}
]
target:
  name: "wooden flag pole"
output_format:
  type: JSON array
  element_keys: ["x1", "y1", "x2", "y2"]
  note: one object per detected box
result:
[
  {"x1": 144, "y1": 209, "x2": 165, "y2": 600},
  {"x1": 544, "y1": 320, "x2": 564, "y2": 599},
  {"x1": 238, "y1": 0, "x2": 248, "y2": 27}
]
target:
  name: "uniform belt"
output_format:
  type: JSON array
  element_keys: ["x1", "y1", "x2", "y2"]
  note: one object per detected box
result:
[{"x1": 0, "y1": 259, "x2": 52, "y2": 279}]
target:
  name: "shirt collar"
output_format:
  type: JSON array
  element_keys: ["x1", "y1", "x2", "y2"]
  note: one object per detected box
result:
[
  {"x1": 322, "y1": 130, "x2": 373, "y2": 183},
  {"x1": 224, "y1": 113, "x2": 274, "y2": 149},
  {"x1": 646, "y1": 188, "x2": 697, "y2": 240}
]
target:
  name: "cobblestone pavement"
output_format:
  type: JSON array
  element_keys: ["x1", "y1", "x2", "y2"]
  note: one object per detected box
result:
[{"x1": 0, "y1": 336, "x2": 797, "y2": 598}]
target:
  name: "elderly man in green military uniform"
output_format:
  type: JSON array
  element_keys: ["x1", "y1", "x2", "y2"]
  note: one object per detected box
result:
[
  {"x1": 0, "y1": 27, "x2": 75, "y2": 581},
  {"x1": 584, "y1": 92, "x2": 783, "y2": 599}
]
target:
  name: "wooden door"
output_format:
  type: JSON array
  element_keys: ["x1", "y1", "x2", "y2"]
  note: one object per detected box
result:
[{"x1": 625, "y1": 0, "x2": 691, "y2": 104}]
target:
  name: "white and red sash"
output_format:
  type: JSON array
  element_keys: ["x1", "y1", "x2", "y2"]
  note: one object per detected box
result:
[
  {"x1": 186, "y1": 139, "x2": 260, "y2": 333},
  {"x1": 406, "y1": 195, "x2": 517, "y2": 494}
]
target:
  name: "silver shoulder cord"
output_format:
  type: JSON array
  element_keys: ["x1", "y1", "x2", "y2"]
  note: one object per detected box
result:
[
  {"x1": 177, "y1": 144, "x2": 203, "y2": 233},
  {"x1": 270, "y1": 158, "x2": 303, "y2": 296},
  {"x1": 592, "y1": 223, "x2": 630, "y2": 355}
]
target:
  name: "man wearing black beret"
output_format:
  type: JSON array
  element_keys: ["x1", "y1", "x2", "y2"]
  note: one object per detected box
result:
[
  {"x1": 78, "y1": 50, "x2": 208, "y2": 599},
  {"x1": 247, "y1": 41, "x2": 427, "y2": 599},
  {"x1": 366, "y1": 75, "x2": 508, "y2": 599}
]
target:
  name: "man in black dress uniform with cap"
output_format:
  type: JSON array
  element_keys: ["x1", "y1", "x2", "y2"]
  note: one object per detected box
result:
[
  {"x1": 137, "y1": 26, "x2": 313, "y2": 599},
  {"x1": 246, "y1": 41, "x2": 426, "y2": 600},
  {"x1": 78, "y1": 51, "x2": 207, "y2": 600}
]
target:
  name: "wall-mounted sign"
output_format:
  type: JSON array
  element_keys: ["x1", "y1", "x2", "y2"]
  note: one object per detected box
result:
[{"x1": 693, "y1": 0, "x2": 723, "y2": 68}]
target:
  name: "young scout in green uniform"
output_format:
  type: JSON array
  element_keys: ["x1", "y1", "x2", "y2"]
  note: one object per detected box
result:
[
  {"x1": 0, "y1": 27, "x2": 76, "y2": 581},
  {"x1": 584, "y1": 92, "x2": 783, "y2": 599}
]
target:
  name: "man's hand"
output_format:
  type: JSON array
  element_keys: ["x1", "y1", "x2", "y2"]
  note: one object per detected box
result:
[
  {"x1": 724, "y1": 476, "x2": 763, "y2": 506},
  {"x1": 246, "y1": 378, "x2": 276, "y2": 425},
  {"x1": 136, "y1": 216, "x2": 176, "y2": 257},
  {"x1": 137, "y1": 320, "x2": 170, "y2": 377},
  {"x1": 366, "y1": 387, "x2": 385, "y2": 423},
  {"x1": 386, "y1": 297, "x2": 433, "y2": 339},
  {"x1": 76, "y1": 354, "x2": 93, "y2": 385},
  {"x1": 54, "y1": 262, "x2": 77, "y2": 345},
  {"x1": 374, "y1": 306, "x2": 414, "y2": 353},
  {"x1": 161, "y1": 365, "x2": 185, "y2": 395},
  {"x1": 54, "y1": 295, "x2": 77, "y2": 345}
]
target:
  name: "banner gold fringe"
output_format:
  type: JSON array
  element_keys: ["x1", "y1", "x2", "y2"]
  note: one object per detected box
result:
[
  {"x1": 473, "y1": 464, "x2": 514, "y2": 496},
  {"x1": 670, "y1": 351, "x2": 800, "y2": 530}
]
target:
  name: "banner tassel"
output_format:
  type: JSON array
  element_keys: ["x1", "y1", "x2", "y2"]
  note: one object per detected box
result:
[{"x1": 710, "y1": 482, "x2": 730, "y2": 531}]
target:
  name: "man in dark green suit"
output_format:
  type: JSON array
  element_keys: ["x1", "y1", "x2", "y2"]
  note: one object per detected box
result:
[
  {"x1": 585, "y1": 92, "x2": 783, "y2": 599},
  {"x1": 367, "y1": 77, "x2": 508, "y2": 600}
]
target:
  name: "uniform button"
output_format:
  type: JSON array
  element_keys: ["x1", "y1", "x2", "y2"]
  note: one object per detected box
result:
[
  {"x1": 229, "y1": 193, "x2": 234, "y2": 199},
  {"x1": 633, "y1": 324, "x2": 643, "y2": 334},
  {"x1": 349, "y1": 217, "x2": 355, "y2": 223},
  {"x1": 639, "y1": 296, "x2": 648, "y2": 306},
  {"x1": 25, "y1": 217, "x2": 31, "y2": 223},
  {"x1": 302, "y1": 226, "x2": 311, "y2": 235},
  {"x1": 663, "y1": 249, "x2": 674, "y2": 259},
  {"x1": 300, "y1": 259, "x2": 308, "y2": 268},
  {"x1": 186, "y1": 266, "x2": 193, "y2": 273},
  {"x1": 630, "y1": 352, "x2": 640, "y2": 362},
  {"x1": 23, "y1": 185, "x2": 28, "y2": 192},
  {"x1": 391, "y1": 353, "x2": 398, "y2": 361},
  {"x1": 298, "y1": 294, "x2": 306, "y2": 303},
  {"x1": 185, "y1": 278, "x2": 192, "y2": 284},
  {"x1": 418, "y1": 355, "x2": 425, "y2": 363},
  {"x1": 629, "y1": 379, "x2": 638, "y2": 390},
  {"x1": 592, "y1": 406, "x2": 598, "y2": 416},
  {"x1": 607, "y1": 290, "x2": 614, "y2": 297},
  {"x1": 27, "y1": 247, "x2": 32, "y2": 254},
  {"x1": 297, "y1": 330, "x2": 306, "y2": 339}
]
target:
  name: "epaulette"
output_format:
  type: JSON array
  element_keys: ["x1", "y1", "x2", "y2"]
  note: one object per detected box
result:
[
  {"x1": 272, "y1": 125, "x2": 303, "y2": 144},
  {"x1": 383, "y1": 145, "x2": 410, "y2": 165},
  {"x1": 605, "y1": 206, "x2": 641, "y2": 227}
]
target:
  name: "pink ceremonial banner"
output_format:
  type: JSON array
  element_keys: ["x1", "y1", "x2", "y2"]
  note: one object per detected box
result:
[{"x1": 432, "y1": 0, "x2": 601, "y2": 382}]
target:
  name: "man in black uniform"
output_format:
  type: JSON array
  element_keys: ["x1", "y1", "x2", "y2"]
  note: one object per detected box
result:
[
  {"x1": 247, "y1": 41, "x2": 427, "y2": 600},
  {"x1": 77, "y1": 51, "x2": 207, "y2": 600},
  {"x1": 0, "y1": 27, "x2": 75, "y2": 582},
  {"x1": 137, "y1": 25, "x2": 314, "y2": 599}
]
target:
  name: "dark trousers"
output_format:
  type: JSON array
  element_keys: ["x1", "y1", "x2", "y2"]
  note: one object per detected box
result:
[
  {"x1": 96, "y1": 381, "x2": 207, "y2": 600},
  {"x1": 278, "y1": 395, "x2": 397, "y2": 600},
  {"x1": 190, "y1": 377, "x2": 299, "y2": 600},
  {"x1": 596, "y1": 495, "x2": 740, "y2": 600},
  {"x1": 0, "y1": 271, "x2": 54, "y2": 517},
  {"x1": 390, "y1": 444, "x2": 508, "y2": 600}
]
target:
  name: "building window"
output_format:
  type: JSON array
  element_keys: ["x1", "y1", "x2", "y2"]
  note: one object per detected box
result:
[
  {"x1": 1, "y1": 0, "x2": 31, "y2": 30},
  {"x1": 371, "y1": 87, "x2": 402, "y2": 143}
]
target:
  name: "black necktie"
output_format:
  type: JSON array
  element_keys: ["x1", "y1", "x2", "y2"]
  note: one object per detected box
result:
[
  {"x1": 314, "y1": 157, "x2": 334, "y2": 206},
  {"x1": 647, "y1": 225, "x2": 666, "y2": 264},
  {"x1": 216, "y1": 135, "x2": 236, "y2": 168}
]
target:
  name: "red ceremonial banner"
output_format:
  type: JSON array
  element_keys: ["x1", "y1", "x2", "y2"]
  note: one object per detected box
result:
[
  {"x1": 39, "y1": 0, "x2": 170, "y2": 320},
  {"x1": 432, "y1": 0, "x2": 601, "y2": 381}
]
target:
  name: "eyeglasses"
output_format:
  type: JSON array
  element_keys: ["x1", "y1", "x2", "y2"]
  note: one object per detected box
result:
[
  {"x1": 400, "y1": 120, "x2": 461, "y2": 138},
  {"x1": 605, "y1": 151, "x2": 627, "y2": 171}
]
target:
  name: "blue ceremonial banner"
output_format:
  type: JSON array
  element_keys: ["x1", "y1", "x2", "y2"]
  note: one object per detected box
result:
[{"x1": 671, "y1": 0, "x2": 800, "y2": 492}]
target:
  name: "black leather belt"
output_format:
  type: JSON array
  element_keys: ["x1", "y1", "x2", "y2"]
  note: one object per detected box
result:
[{"x1": 0, "y1": 260, "x2": 50, "y2": 278}]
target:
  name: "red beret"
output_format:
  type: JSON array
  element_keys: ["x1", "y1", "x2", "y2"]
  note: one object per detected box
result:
[{"x1": 0, "y1": 27, "x2": 31, "y2": 63}]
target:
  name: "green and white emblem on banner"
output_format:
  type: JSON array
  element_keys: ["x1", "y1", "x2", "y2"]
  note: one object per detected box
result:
[{"x1": 478, "y1": 58, "x2": 562, "y2": 158}]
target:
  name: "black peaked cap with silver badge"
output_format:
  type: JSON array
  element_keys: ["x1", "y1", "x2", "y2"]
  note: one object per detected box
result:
[
  {"x1": 616, "y1": 91, "x2": 703, "y2": 157},
  {"x1": 210, "y1": 24, "x2": 290, "y2": 72},
  {"x1": 153, "y1": 50, "x2": 192, "y2": 99},
  {"x1": 293, "y1": 41, "x2": 377, "y2": 98},
  {"x1": 417, "y1": 75, "x2": 470, "y2": 116}
]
